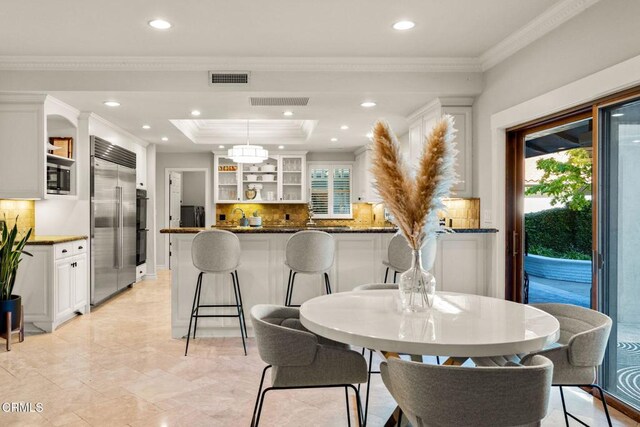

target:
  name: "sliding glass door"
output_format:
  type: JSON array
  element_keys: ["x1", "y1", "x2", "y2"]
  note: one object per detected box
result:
[{"x1": 600, "y1": 96, "x2": 640, "y2": 408}]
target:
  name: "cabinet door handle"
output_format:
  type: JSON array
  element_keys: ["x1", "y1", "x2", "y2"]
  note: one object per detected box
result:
[
  {"x1": 62, "y1": 249, "x2": 68, "y2": 254},
  {"x1": 78, "y1": 246, "x2": 83, "y2": 250}
]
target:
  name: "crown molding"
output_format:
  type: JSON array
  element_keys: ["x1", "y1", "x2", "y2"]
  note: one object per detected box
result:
[
  {"x1": 479, "y1": 0, "x2": 600, "y2": 71},
  {"x1": 0, "y1": 56, "x2": 482, "y2": 73}
]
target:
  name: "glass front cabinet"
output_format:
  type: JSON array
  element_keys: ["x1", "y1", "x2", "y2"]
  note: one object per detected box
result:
[{"x1": 214, "y1": 152, "x2": 307, "y2": 203}]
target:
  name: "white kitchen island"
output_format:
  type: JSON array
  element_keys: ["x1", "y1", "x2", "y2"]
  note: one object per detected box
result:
[{"x1": 160, "y1": 226, "x2": 497, "y2": 338}]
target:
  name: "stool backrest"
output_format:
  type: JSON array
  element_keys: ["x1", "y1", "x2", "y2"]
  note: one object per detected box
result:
[
  {"x1": 285, "y1": 231, "x2": 334, "y2": 273},
  {"x1": 387, "y1": 234, "x2": 412, "y2": 272},
  {"x1": 191, "y1": 230, "x2": 241, "y2": 273}
]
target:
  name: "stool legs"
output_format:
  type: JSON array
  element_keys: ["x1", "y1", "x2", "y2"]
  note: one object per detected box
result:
[
  {"x1": 185, "y1": 270, "x2": 247, "y2": 356},
  {"x1": 285, "y1": 270, "x2": 331, "y2": 307},
  {"x1": 384, "y1": 267, "x2": 389, "y2": 283}
]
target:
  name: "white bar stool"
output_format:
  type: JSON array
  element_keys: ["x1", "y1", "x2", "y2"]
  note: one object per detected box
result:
[
  {"x1": 382, "y1": 234, "x2": 412, "y2": 283},
  {"x1": 284, "y1": 230, "x2": 335, "y2": 307},
  {"x1": 185, "y1": 230, "x2": 247, "y2": 356}
]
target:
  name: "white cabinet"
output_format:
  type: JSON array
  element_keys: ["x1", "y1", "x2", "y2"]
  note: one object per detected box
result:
[
  {"x1": 214, "y1": 152, "x2": 307, "y2": 203},
  {"x1": 0, "y1": 94, "x2": 80, "y2": 199},
  {"x1": 433, "y1": 233, "x2": 490, "y2": 296},
  {"x1": 407, "y1": 98, "x2": 473, "y2": 197},
  {"x1": 133, "y1": 143, "x2": 147, "y2": 189},
  {"x1": 13, "y1": 239, "x2": 88, "y2": 332},
  {"x1": 352, "y1": 147, "x2": 381, "y2": 203}
]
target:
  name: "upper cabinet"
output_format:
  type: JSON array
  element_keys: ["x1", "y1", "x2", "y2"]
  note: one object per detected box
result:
[
  {"x1": 352, "y1": 147, "x2": 381, "y2": 203},
  {"x1": 0, "y1": 94, "x2": 79, "y2": 199},
  {"x1": 214, "y1": 152, "x2": 307, "y2": 203},
  {"x1": 407, "y1": 98, "x2": 473, "y2": 198}
]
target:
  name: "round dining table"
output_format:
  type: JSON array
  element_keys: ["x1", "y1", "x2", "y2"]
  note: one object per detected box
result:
[{"x1": 300, "y1": 289, "x2": 560, "y2": 358}]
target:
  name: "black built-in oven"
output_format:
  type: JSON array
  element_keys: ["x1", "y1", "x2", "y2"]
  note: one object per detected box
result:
[
  {"x1": 47, "y1": 163, "x2": 71, "y2": 194},
  {"x1": 136, "y1": 189, "x2": 148, "y2": 266}
]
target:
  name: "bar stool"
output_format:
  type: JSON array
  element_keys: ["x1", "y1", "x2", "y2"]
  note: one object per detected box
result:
[
  {"x1": 185, "y1": 230, "x2": 247, "y2": 356},
  {"x1": 382, "y1": 234, "x2": 412, "y2": 283},
  {"x1": 284, "y1": 231, "x2": 335, "y2": 307}
]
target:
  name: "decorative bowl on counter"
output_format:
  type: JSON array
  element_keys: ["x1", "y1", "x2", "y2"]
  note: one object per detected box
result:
[
  {"x1": 248, "y1": 216, "x2": 262, "y2": 227},
  {"x1": 260, "y1": 164, "x2": 276, "y2": 172}
]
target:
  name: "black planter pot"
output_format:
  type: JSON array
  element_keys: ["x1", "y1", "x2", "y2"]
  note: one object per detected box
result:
[{"x1": 0, "y1": 295, "x2": 22, "y2": 332}]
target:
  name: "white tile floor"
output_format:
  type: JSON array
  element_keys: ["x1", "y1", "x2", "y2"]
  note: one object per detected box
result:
[{"x1": 0, "y1": 270, "x2": 636, "y2": 426}]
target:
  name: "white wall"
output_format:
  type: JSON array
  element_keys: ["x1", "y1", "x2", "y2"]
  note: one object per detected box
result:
[
  {"x1": 181, "y1": 171, "x2": 206, "y2": 206},
  {"x1": 146, "y1": 144, "x2": 157, "y2": 277},
  {"x1": 473, "y1": 0, "x2": 640, "y2": 296},
  {"x1": 156, "y1": 152, "x2": 215, "y2": 268}
]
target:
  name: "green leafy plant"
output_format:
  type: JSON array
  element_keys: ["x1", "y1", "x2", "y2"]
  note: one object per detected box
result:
[
  {"x1": 525, "y1": 207, "x2": 591, "y2": 260},
  {"x1": 525, "y1": 148, "x2": 592, "y2": 211},
  {"x1": 0, "y1": 219, "x2": 32, "y2": 300}
]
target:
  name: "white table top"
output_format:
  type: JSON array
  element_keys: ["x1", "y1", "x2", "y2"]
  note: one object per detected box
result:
[{"x1": 300, "y1": 290, "x2": 560, "y2": 357}]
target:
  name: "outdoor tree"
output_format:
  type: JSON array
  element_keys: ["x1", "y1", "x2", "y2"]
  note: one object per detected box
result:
[{"x1": 525, "y1": 148, "x2": 592, "y2": 211}]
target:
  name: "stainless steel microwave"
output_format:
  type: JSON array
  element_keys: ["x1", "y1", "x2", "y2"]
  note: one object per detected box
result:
[{"x1": 46, "y1": 163, "x2": 71, "y2": 194}]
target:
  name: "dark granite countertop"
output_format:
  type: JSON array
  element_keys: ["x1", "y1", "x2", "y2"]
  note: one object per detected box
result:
[
  {"x1": 25, "y1": 235, "x2": 88, "y2": 245},
  {"x1": 160, "y1": 226, "x2": 498, "y2": 234}
]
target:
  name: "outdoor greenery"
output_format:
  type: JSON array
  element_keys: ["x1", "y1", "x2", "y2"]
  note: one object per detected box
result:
[
  {"x1": 526, "y1": 148, "x2": 592, "y2": 211},
  {"x1": 525, "y1": 207, "x2": 591, "y2": 260},
  {"x1": 0, "y1": 219, "x2": 32, "y2": 300}
]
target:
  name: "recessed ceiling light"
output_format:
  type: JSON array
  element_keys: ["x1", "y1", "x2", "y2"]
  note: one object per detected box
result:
[
  {"x1": 142, "y1": 125, "x2": 151, "y2": 130},
  {"x1": 340, "y1": 125, "x2": 349, "y2": 130},
  {"x1": 218, "y1": 145, "x2": 225, "y2": 149},
  {"x1": 612, "y1": 113, "x2": 624, "y2": 117},
  {"x1": 366, "y1": 132, "x2": 374, "y2": 139},
  {"x1": 278, "y1": 145, "x2": 285, "y2": 149},
  {"x1": 330, "y1": 138, "x2": 338, "y2": 142},
  {"x1": 191, "y1": 110, "x2": 201, "y2": 117},
  {"x1": 393, "y1": 20, "x2": 415, "y2": 31},
  {"x1": 161, "y1": 137, "x2": 168, "y2": 142},
  {"x1": 148, "y1": 19, "x2": 172, "y2": 30},
  {"x1": 283, "y1": 111, "x2": 294, "y2": 117},
  {"x1": 103, "y1": 101, "x2": 120, "y2": 107},
  {"x1": 632, "y1": 139, "x2": 640, "y2": 143},
  {"x1": 360, "y1": 101, "x2": 376, "y2": 108}
]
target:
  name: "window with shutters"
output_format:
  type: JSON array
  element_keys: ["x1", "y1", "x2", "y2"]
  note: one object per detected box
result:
[{"x1": 308, "y1": 163, "x2": 352, "y2": 219}]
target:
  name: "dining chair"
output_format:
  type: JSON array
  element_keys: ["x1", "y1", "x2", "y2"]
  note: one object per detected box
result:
[
  {"x1": 380, "y1": 354, "x2": 553, "y2": 427},
  {"x1": 185, "y1": 230, "x2": 247, "y2": 356},
  {"x1": 284, "y1": 231, "x2": 335, "y2": 307},
  {"x1": 382, "y1": 234, "x2": 412, "y2": 283},
  {"x1": 520, "y1": 303, "x2": 613, "y2": 427},
  {"x1": 250, "y1": 304, "x2": 367, "y2": 427}
]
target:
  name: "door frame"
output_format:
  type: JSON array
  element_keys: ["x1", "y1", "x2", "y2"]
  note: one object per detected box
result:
[
  {"x1": 505, "y1": 109, "x2": 593, "y2": 304},
  {"x1": 164, "y1": 167, "x2": 211, "y2": 269}
]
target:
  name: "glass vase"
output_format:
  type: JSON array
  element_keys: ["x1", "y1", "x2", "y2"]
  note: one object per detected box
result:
[{"x1": 399, "y1": 244, "x2": 436, "y2": 312}]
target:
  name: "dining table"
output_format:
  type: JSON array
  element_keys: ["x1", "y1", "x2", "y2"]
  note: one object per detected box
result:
[{"x1": 299, "y1": 288, "x2": 561, "y2": 426}]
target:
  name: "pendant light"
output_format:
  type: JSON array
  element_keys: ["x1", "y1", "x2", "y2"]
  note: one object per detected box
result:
[{"x1": 227, "y1": 120, "x2": 268, "y2": 163}]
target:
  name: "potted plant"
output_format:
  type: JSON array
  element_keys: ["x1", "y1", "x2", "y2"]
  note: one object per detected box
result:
[{"x1": 0, "y1": 218, "x2": 32, "y2": 336}]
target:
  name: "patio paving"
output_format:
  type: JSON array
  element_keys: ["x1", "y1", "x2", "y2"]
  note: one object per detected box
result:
[{"x1": 527, "y1": 274, "x2": 591, "y2": 307}]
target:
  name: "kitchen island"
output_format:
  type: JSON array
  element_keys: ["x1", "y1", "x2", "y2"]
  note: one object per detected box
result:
[{"x1": 161, "y1": 226, "x2": 497, "y2": 338}]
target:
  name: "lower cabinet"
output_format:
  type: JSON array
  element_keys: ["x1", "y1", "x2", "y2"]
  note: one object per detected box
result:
[{"x1": 14, "y1": 239, "x2": 88, "y2": 332}]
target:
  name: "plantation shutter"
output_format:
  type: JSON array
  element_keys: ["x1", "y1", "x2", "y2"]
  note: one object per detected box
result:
[
  {"x1": 309, "y1": 167, "x2": 329, "y2": 215},
  {"x1": 308, "y1": 164, "x2": 352, "y2": 219},
  {"x1": 333, "y1": 167, "x2": 351, "y2": 215}
]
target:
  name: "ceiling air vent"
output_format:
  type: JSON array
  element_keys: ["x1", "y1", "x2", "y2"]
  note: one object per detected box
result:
[
  {"x1": 250, "y1": 97, "x2": 310, "y2": 107},
  {"x1": 208, "y1": 71, "x2": 250, "y2": 85}
]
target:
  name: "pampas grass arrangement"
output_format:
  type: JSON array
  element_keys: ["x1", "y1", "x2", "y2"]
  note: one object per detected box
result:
[{"x1": 371, "y1": 115, "x2": 458, "y2": 250}]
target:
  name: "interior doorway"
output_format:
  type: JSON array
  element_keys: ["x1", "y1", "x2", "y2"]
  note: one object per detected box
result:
[{"x1": 165, "y1": 167, "x2": 210, "y2": 269}]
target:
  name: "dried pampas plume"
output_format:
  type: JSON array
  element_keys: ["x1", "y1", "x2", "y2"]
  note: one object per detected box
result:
[{"x1": 371, "y1": 115, "x2": 458, "y2": 250}]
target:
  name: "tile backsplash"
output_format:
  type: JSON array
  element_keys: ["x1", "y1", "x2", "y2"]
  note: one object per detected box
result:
[
  {"x1": 0, "y1": 200, "x2": 35, "y2": 237},
  {"x1": 215, "y1": 198, "x2": 480, "y2": 228}
]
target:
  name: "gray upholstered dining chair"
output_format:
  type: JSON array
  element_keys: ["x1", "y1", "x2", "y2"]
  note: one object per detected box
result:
[
  {"x1": 382, "y1": 234, "x2": 412, "y2": 283},
  {"x1": 250, "y1": 304, "x2": 367, "y2": 427},
  {"x1": 519, "y1": 303, "x2": 613, "y2": 427},
  {"x1": 380, "y1": 355, "x2": 554, "y2": 427},
  {"x1": 284, "y1": 230, "x2": 335, "y2": 306},
  {"x1": 185, "y1": 230, "x2": 247, "y2": 356}
]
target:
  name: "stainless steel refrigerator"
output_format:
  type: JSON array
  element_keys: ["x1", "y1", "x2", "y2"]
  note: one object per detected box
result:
[{"x1": 90, "y1": 136, "x2": 137, "y2": 305}]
